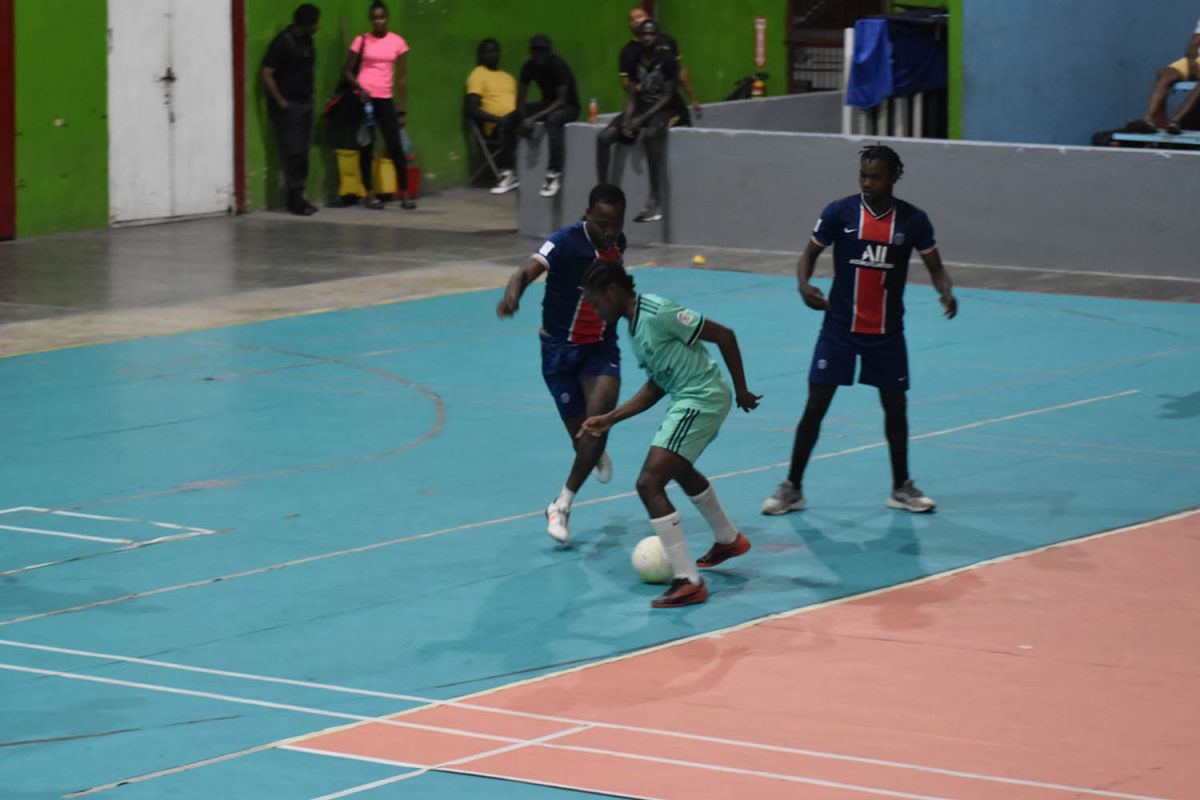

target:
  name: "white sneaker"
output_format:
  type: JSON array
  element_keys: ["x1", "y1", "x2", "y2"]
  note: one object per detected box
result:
[
  {"x1": 546, "y1": 500, "x2": 570, "y2": 543},
  {"x1": 490, "y1": 170, "x2": 519, "y2": 194},
  {"x1": 761, "y1": 479, "x2": 805, "y2": 515},
  {"x1": 593, "y1": 451, "x2": 612, "y2": 484},
  {"x1": 633, "y1": 202, "x2": 662, "y2": 223},
  {"x1": 539, "y1": 171, "x2": 562, "y2": 197},
  {"x1": 887, "y1": 480, "x2": 936, "y2": 513}
]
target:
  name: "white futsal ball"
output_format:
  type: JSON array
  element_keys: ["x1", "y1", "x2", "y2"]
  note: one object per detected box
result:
[{"x1": 631, "y1": 536, "x2": 673, "y2": 584}]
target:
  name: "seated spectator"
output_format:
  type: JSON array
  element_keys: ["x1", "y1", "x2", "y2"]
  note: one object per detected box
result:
[
  {"x1": 1125, "y1": 15, "x2": 1200, "y2": 134},
  {"x1": 622, "y1": 7, "x2": 701, "y2": 123},
  {"x1": 596, "y1": 19, "x2": 678, "y2": 223},
  {"x1": 517, "y1": 35, "x2": 581, "y2": 198},
  {"x1": 465, "y1": 39, "x2": 520, "y2": 194}
]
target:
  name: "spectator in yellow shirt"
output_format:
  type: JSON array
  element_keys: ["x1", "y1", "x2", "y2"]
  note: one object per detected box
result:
[{"x1": 466, "y1": 39, "x2": 520, "y2": 194}]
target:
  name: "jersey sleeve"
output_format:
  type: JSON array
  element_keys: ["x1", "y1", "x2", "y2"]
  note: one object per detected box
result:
[
  {"x1": 518, "y1": 59, "x2": 534, "y2": 85},
  {"x1": 912, "y1": 210, "x2": 937, "y2": 253},
  {"x1": 656, "y1": 299, "x2": 705, "y2": 346},
  {"x1": 618, "y1": 43, "x2": 638, "y2": 78},
  {"x1": 811, "y1": 201, "x2": 841, "y2": 247},
  {"x1": 465, "y1": 67, "x2": 484, "y2": 96},
  {"x1": 262, "y1": 34, "x2": 287, "y2": 70},
  {"x1": 532, "y1": 228, "x2": 569, "y2": 270}
]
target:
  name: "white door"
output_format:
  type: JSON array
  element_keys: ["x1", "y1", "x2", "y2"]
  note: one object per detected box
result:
[{"x1": 107, "y1": 0, "x2": 233, "y2": 224}]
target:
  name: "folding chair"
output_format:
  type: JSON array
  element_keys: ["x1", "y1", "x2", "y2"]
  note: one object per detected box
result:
[{"x1": 468, "y1": 119, "x2": 504, "y2": 186}]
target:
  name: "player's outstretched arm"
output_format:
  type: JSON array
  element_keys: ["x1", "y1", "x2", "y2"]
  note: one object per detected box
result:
[
  {"x1": 698, "y1": 320, "x2": 762, "y2": 412},
  {"x1": 796, "y1": 240, "x2": 828, "y2": 311},
  {"x1": 579, "y1": 380, "x2": 666, "y2": 438},
  {"x1": 919, "y1": 248, "x2": 957, "y2": 319},
  {"x1": 496, "y1": 259, "x2": 547, "y2": 317}
]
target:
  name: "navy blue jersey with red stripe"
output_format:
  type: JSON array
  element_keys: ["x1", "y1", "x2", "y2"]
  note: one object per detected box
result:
[
  {"x1": 812, "y1": 194, "x2": 936, "y2": 335},
  {"x1": 532, "y1": 221, "x2": 627, "y2": 344}
]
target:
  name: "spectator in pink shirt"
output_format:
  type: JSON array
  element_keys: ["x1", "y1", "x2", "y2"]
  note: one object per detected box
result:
[{"x1": 343, "y1": 0, "x2": 415, "y2": 209}]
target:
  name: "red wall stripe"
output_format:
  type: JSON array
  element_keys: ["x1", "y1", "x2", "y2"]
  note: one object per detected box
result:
[
  {"x1": 0, "y1": 0, "x2": 15, "y2": 239},
  {"x1": 232, "y1": 0, "x2": 246, "y2": 213}
]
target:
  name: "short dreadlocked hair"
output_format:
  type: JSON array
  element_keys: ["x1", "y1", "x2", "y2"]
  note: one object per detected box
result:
[
  {"x1": 859, "y1": 144, "x2": 904, "y2": 181},
  {"x1": 581, "y1": 259, "x2": 635, "y2": 293}
]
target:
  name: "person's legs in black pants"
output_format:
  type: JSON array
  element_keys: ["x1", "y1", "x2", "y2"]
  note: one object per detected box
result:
[
  {"x1": 271, "y1": 103, "x2": 315, "y2": 215},
  {"x1": 496, "y1": 111, "x2": 519, "y2": 171},
  {"x1": 596, "y1": 114, "x2": 628, "y2": 183},
  {"x1": 371, "y1": 97, "x2": 413, "y2": 208},
  {"x1": 635, "y1": 111, "x2": 669, "y2": 221},
  {"x1": 542, "y1": 105, "x2": 578, "y2": 175}
]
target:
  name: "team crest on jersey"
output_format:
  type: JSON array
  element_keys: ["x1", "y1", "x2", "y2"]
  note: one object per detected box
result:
[
  {"x1": 676, "y1": 309, "x2": 695, "y2": 326},
  {"x1": 892, "y1": 232, "x2": 906, "y2": 246}
]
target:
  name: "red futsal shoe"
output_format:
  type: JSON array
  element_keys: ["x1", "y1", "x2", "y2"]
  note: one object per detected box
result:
[{"x1": 696, "y1": 532, "x2": 751, "y2": 568}]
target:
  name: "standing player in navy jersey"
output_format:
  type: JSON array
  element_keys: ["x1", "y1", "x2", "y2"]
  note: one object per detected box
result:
[
  {"x1": 497, "y1": 184, "x2": 627, "y2": 544},
  {"x1": 762, "y1": 145, "x2": 957, "y2": 516}
]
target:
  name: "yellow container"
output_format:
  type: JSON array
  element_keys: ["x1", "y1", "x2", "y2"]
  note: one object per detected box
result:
[
  {"x1": 372, "y1": 157, "x2": 398, "y2": 196},
  {"x1": 335, "y1": 150, "x2": 404, "y2": 197},
  {"x1": 336, "y1": 149, "x2": 365, "y2": 197}
]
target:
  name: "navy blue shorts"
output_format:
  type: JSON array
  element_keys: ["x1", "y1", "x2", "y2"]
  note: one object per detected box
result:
[
  {"x1": 808, "y1": 327, "x2": 909, "y2": 391},
  {"x1": 540, "y1": 334, "x2": 621, "y2": 419}
]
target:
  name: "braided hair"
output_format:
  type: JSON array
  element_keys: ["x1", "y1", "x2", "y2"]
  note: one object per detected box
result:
[
  {"x1": 859, "y1": 144, "x2": 904, "y2": 181},
  {"x1": 581, "y1": 259, "x2": 635, "y2": 294}
]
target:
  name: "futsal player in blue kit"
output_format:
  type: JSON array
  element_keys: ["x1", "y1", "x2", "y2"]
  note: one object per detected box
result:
[
  {"x1": 497, "y1": 184, "x2": 628, "y2": 544},
  {"x1": 762, "y1": 145, "x2": 957, "y2": 516}
]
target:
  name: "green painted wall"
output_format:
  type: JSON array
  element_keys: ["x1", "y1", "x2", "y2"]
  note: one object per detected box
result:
[
  {"x1": 659, "y1": 0, "x2": 787, "y2": 104},
  {"x1": 13, "y1": 0, "x2": 108, "y2": 237},
  {"x1": 889, "y1": 0, "x2": 961, "y2": 139},
  {"x1": 244, "y1": 0, "x2": 791, "y2": 208},
  {"x1": 246, "y1": 0, "x2": 372, "y2": 210}
]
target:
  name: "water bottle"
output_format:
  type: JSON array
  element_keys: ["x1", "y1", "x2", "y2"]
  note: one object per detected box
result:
[
  {"x1": 588, "y1": 97, "x2": 599, "y2": 124},
  {"x1": 363, "y1": 100, "x2": 375, "y2": 127}
]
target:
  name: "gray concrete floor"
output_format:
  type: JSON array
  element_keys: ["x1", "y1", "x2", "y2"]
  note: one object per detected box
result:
[{"x1": 1, "y1": 187, "x2": 1196, "y2": 357}]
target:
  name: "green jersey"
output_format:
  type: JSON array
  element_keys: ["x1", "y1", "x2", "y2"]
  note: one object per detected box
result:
[{"x1": 626, "y1": 293, "x2": 730, "y2": 409}]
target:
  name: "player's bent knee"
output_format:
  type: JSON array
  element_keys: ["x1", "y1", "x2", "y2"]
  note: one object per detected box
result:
[{"x1": 635, "y1": 470, "x2": 669, "y2": 499}]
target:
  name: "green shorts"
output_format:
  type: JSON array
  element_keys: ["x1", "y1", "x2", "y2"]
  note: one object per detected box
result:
[{"x1": 651, "y1": 393, "x2": 732, "y2": 465}]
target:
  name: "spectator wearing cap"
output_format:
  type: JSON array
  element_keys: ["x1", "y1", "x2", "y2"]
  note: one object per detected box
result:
[
  {"x1": 261, "y1": 4, "x2": 321, "y2": 215},
  {"x1": 516, "y1": 34, "x2": 580, "y2": 198},
  {"x1": 596, "y1": 19, "x2": 677, "y2": 223}
]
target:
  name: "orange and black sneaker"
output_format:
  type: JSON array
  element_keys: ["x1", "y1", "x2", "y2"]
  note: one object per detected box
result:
[
  {"x1": 696, "y1": 532, "x2": 751, "y2": 568},
  {"x1": 651, "y1": 577, "x2": 708, "y2": 608}
]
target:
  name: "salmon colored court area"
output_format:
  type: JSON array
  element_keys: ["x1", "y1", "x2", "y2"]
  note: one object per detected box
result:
[{"x1": 290, "y1": 512, "x2": 1200, "y2": 800}]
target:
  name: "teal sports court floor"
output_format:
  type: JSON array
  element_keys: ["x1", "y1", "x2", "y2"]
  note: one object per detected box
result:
[{"x1": 1, "y1": 264, "x2": 1198, "y2": 799}]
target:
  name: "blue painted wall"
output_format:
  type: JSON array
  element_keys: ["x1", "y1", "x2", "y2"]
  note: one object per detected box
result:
[{"x1": 961, "y1": 0, "x2": 1198, "y2": 144}]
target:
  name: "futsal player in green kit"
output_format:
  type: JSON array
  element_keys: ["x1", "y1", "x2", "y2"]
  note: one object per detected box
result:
[{"x1": 578, "y1": 261, "x2": 761, "y2": 608}]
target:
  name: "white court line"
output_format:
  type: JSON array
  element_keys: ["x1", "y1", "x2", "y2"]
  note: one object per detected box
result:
[
  {"x1": 0, "y1": 389, "x2": 1141, "y2": 628},
  {"x1": 0, "y1": 662, "x2": 974, "y2": 800},
  {"x1": 0, "y1": 531, "x2": 221, "y2": 578},
  {"x1": 5, "y1": 506, "x2": 217, "y2": 534},
  {"x1": 5, "y1": 506, "x2": 1195, "y2": 800},
  {"x1": 287, "y1": 743, "x2": 961, "y2": 800},
  {"x1": 0, "y1": 507, "x2": 220, "y2": 575},
  {"x1": 0, "y1": 524, "x2": 133, "y2": 545},
  {"x1": 300, "y1": 724, "x2": 596, "y2": 800}
]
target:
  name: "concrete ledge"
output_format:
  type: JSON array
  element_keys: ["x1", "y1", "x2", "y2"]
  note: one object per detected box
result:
[{"x1": 520, "y1": 122, "x2": 1200, "y2": 277}]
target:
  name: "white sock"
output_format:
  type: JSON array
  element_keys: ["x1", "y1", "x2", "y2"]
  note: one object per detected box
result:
[
  {"x1": 556, "y1": 487, "x2": 576, "y2": 510},
  {"x1": 688, "y1": 485, "x2": 738, "y2": 544},
  {"x1": 650, "y1": 511, "x2": 700, "y2": 584}
]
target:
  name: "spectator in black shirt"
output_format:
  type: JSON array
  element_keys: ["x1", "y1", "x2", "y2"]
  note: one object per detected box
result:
[
  {"x1": 517, "y1": 35, "x2": 580, "y2": 198},
  {"x1": 621, "y1": 7, "x2": 700, "y2": 122},
  {"x1": 597, "y1": 19, "x2": 676, "y2": 223},
  {"x1": 261, "y1": 4, "x2": 321, "y2": 216}
]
